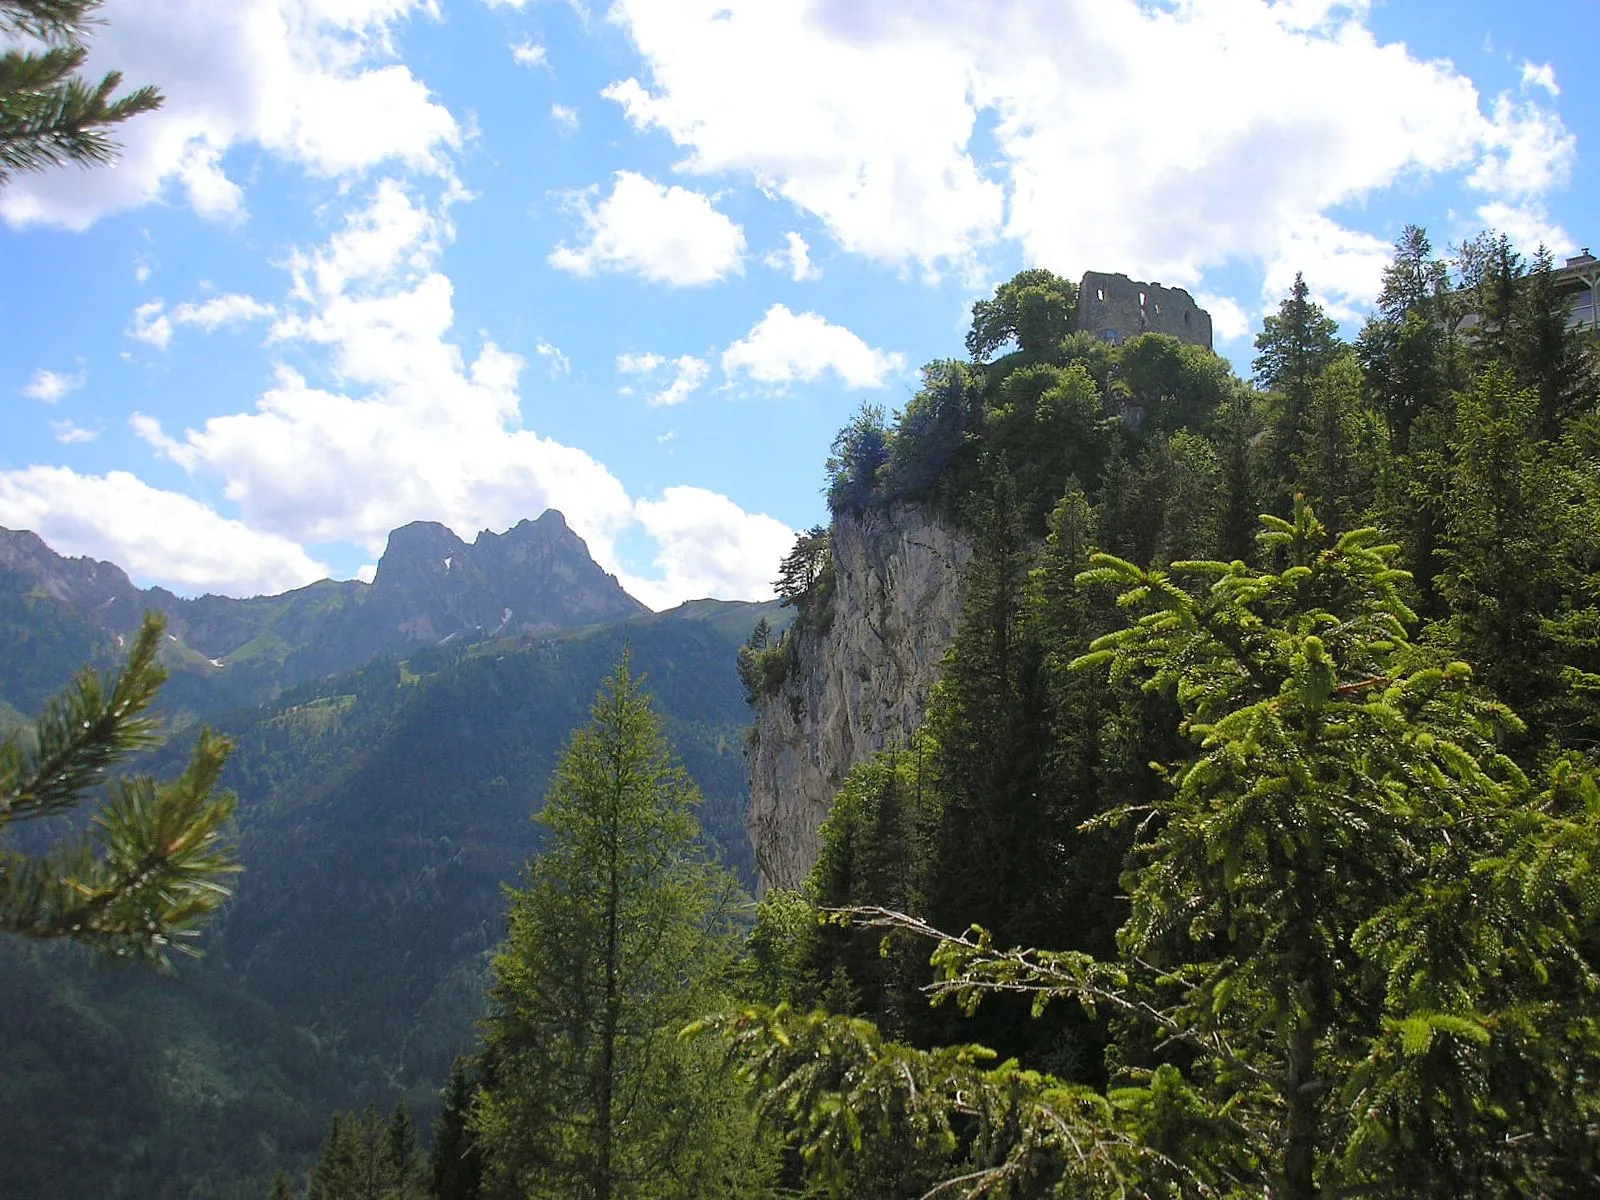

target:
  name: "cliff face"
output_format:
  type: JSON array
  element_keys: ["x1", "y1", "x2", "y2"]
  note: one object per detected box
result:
[{"x1": 748, "y1": 502, "x2": 971, "y2": 892}]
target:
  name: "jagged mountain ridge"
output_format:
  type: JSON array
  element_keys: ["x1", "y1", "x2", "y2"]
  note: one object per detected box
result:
[{"x1": 0, "y1": 510, "x2": 647, "y2": 703}]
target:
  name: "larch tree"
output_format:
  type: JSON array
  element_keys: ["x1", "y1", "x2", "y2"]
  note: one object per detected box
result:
[
  {"x1": 472, "y1": 653, "x2": 773, "y2": 1200},
  {"x1": 0, "y1": 610, "x2": 239, "y2": 962},
  {"x1": 1, "y1": 0, "x2": 162, "y2": 185}
]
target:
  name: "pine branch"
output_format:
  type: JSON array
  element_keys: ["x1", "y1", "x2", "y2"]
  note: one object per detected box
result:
[
  {"x1": 0, "y1": 0, "x2": 163, "y2": 184},
  {"x1": 0, "y1": 611, "x2": 240, "y2": 962},
  {"x1": 0, "y1": 610, "x2": 166, "y2": 829}
]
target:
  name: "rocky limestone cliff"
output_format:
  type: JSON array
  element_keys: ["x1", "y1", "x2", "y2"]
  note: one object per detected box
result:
[
  {"x1": 748, "y1": 502, "x2": 971, "y2": 892},
  {"x1": 364, "y1": 510, "x2": 646, "y2": 646}
]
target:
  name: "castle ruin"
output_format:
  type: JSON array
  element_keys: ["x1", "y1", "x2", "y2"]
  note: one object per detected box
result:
[{"x1": 1076, "y1": 271, "x2": 1213, "y2": 351}]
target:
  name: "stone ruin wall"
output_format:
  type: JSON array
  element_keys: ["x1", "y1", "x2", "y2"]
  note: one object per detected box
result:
[{"x1": 1076, "y1": 271, "x2": 1213, "y2": 351}]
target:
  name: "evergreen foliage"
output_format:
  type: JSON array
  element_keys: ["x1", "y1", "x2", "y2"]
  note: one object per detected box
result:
[
  {"x1": 730, "y1": 230, "x2": 1600, "y2": 1197},
  {"x1": 298, "y1": 1099, "x2": 427, "y2": 1200},
  {"x1": 0, "y1": 0, "x2": 163, "y2": 184},
  {"x1": 0, "y1": 610, "x2": 238, "y2": 961},
  {"x1": 472, "y1": 653, "x2": 774, "y2": 1199}
]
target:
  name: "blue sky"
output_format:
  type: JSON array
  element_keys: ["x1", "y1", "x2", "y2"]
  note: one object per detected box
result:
[{"x1": 2, "y1": 0, "x2": 1594, "y2": 608}]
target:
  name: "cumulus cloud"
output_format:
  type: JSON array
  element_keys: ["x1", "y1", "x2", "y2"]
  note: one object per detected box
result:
[
  {"x1": 129, "y1": 293, "x2": 277, "y2": 349},
  {"x1": 548, "y1": 171, "x2": 745, "y2": 285},
  {"x1": 174, "y1": 293, "x2": 278, "y2": 331},
  {"x1": 123, "y1": 176, "x2": 637, "y2": 584},
  {"x1": 130, "y1": 300, "x2": 173, "y2": 349},
  {"x1": 51, "y1": 420, "x2": 100, "y2": 444},
  {"x1": 764, "y1": 231, "x2": 820, "y2": 281},
  {"x1": 604, "y1": 0, "x2": 1577, "y2": 314},
  {"x1": 1195, "y1": 293, "x2": 1251, "y2": 344},
  {"x1": 551, "y1": 102, "x2": 579, "y2": 131},
  {"x1": 618, "y1": 352, "x2": 709, "y2": 406},
  {"x1": 512, "y1": 38, "x2": 547, "y2": 67},
  {"x1": 621, "y1": 486, "x2": 794, "y2": 609},
  {"x1": 0, "y1": 0, "x2": 459, "y2": 230},
  {"x1": 722, "y1": 304, "x2": 905, "y2": 390},
  {"x1": 1474, "y1": 201, "x2": 1575, "y2": 258},
  {"x1": 22, "y1": 367, "x2": 87, "y2": 403},
  {"x1": 0, "y1": 466, "x2": 328, "y2": 595},
  {"x1": 1521, "y1": 61, "x2": 1559, "y2": 97}
]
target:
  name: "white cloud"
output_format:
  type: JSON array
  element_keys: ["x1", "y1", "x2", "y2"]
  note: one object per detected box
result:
[
  {"x1": 1474, "y1": 201, "x2": 1575, "y2": 258},
  {"x1": 603, "y1": 0, "x2": 1575, "y2": 302},
  {"x1": 173, "y1": 293, "x2": 278, "y2": 331},
  {"x1": 124, "y1": 175, "x2": 639, "y2": 582},
  {"x1": 548, "y1": 171, "x2": 745, "y2": 286},
  {"x1": 764, "y1": 231, "x2": 820, "y2": 281},
  {"x1": 1261, "y1": 214, "x2": 1396, "y2": 321},
  {"x1": 616, "y1": 351, "x2": 709, "y2": 405},
  {"x1": 1469, "y1": 94, "x2": 1575, "y2": 200},
  {"x1": 551, "y1": 102, "x2": 580, "y2": 131},
  {"x1": 512, "y1": 38, "x2": 547, "y2": 66},
  {"x1": 22, "y1": 368, "x2": 87, "y2": 404},
  {"x1": 1521, "y1": 61, "x2": 1559, "y2": 97},
  {"x1": 134, "y1": 257, "x2": 152, "y2": 284},
  {"x1": 0, "y1": 0, "x2": 459, "y2": 230},
  {"x1": 50, "y1": 420, "x2": 101, "y2": 445},
  {"x1": 621, "y1": 486, "x2": 794, "y2": 609},
  {"x1": 130, "y1": 300, "x2": 173, "y2": 349},
  {"x1": 0, "y1": 466, "x2": 328, "y2": 595},
  {"x1": 617, "y1": 351, "x2": 666, "y2": 375},
  {"x1": 722, "y1": 304, "x2": 905, "y2": 390},
  {"x1": 1195, "y1": 293, "x2": 1251, "y2": 344},
  {"x1": 129, "y1": 293, "x2": 277, "y2": 349},
  {"x1": 536, "y1": 338, "x2": 572, "y2": 376}
]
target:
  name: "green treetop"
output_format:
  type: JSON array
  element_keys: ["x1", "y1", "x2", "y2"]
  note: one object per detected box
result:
[
  {"x1": 0, "y1": 610, "x2": 238, "y2": 962},
  {"x1": 473, "y1": 652, "x2": 774, "y2": 1200},
  {"x1": 1, "y1": 0, "x2": 163, "y2": 185}
]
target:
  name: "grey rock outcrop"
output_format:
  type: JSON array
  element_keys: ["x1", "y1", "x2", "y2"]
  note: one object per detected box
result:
[{"x1": 748, "y1": 502, "x2": 971, "y2": 892}]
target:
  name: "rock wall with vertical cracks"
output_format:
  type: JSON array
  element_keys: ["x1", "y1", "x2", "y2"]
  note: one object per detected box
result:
[{"x1": 747, "y1": 502, "x2": 971, "y2": 892}]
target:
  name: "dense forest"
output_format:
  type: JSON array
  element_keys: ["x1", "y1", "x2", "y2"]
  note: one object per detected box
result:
[{"x1": 10, "y1": 224, "x2": 1600, "y2": 1198}]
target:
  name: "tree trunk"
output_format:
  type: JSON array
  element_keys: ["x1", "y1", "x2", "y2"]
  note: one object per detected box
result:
[{"x1": 1280, "y1": 1021, "x2": 1318, "y2": 1200}]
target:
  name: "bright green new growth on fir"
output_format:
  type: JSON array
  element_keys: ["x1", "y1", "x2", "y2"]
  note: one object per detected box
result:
[
  {"x1": 0, "y1": 0, "x2": 163, "y2": 185},
  {"x1": 0, "y1": 610, "x2": 239, "y2": 962},
  {"x1": 474, "y1": 651, "x2": 773, "y2": 1200}
]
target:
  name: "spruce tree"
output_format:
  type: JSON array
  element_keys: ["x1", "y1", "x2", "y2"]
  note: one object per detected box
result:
[
  {"x1": 473, "y1": 653, "x2": 772, "y2": 1199},
  {"x1": 0, "y1": 0, "x2": 163, "y2": 184},
  {"x1": 430, "y1": 1058, "x2": 484, "y2": 1200},
  {"x1": 1254, "y1": 272, "x2": 1342, "y2": 482},
  {"x1": 0, "y1": 610, "x2": 238, "y2": 960}
]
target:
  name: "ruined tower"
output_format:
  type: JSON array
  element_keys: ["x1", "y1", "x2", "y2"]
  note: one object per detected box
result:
[{"x1": 1076, "y1": 272, "x2": 1213, "y2": 351}]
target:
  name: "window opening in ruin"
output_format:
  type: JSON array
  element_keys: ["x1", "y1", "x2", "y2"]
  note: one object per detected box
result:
[
  {"x1": 1097, "y1": 288, "x2": 1104, "y2": 302},
  {"x1": 1139, "y1": 291, "x2": 1147, "y2": 306},
  {"x1": 1184, "y1": 311, "x2": 1191, "y2": 327}
]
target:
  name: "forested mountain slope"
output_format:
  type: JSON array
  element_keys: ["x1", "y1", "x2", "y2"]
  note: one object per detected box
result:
[{"x1": 0, "y1": 529, "x2": 775, "y2": 1200}]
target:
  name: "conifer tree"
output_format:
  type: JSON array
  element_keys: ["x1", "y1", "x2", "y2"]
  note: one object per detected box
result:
[
  {"x1": 1357, "y1": 225, "x2": 1458, "y2": 450},
  {"x1": 1254, "y1": 272, "x2": 1342, "y2": 484},
  {"x1": 430, "y1": 1058, "x2": 484, "y2": 1200},
  {"x1": 1, "y1": 0, "x2": 163, "y2": 184},
  {"x1": 473, "y1": 653, "x2": 772, "y2": 1200},
  {"x1": 0, "y1": 610, "x2": 238, "y2": 961}
]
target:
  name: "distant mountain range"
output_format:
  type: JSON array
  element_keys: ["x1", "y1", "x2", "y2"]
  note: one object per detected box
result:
[
  {"x1": 0, "y1": 514, "x2": 781, "y2": 1200},
  {"x1": 0, "y1": 510, "x2": 647, "y2": 709}
]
